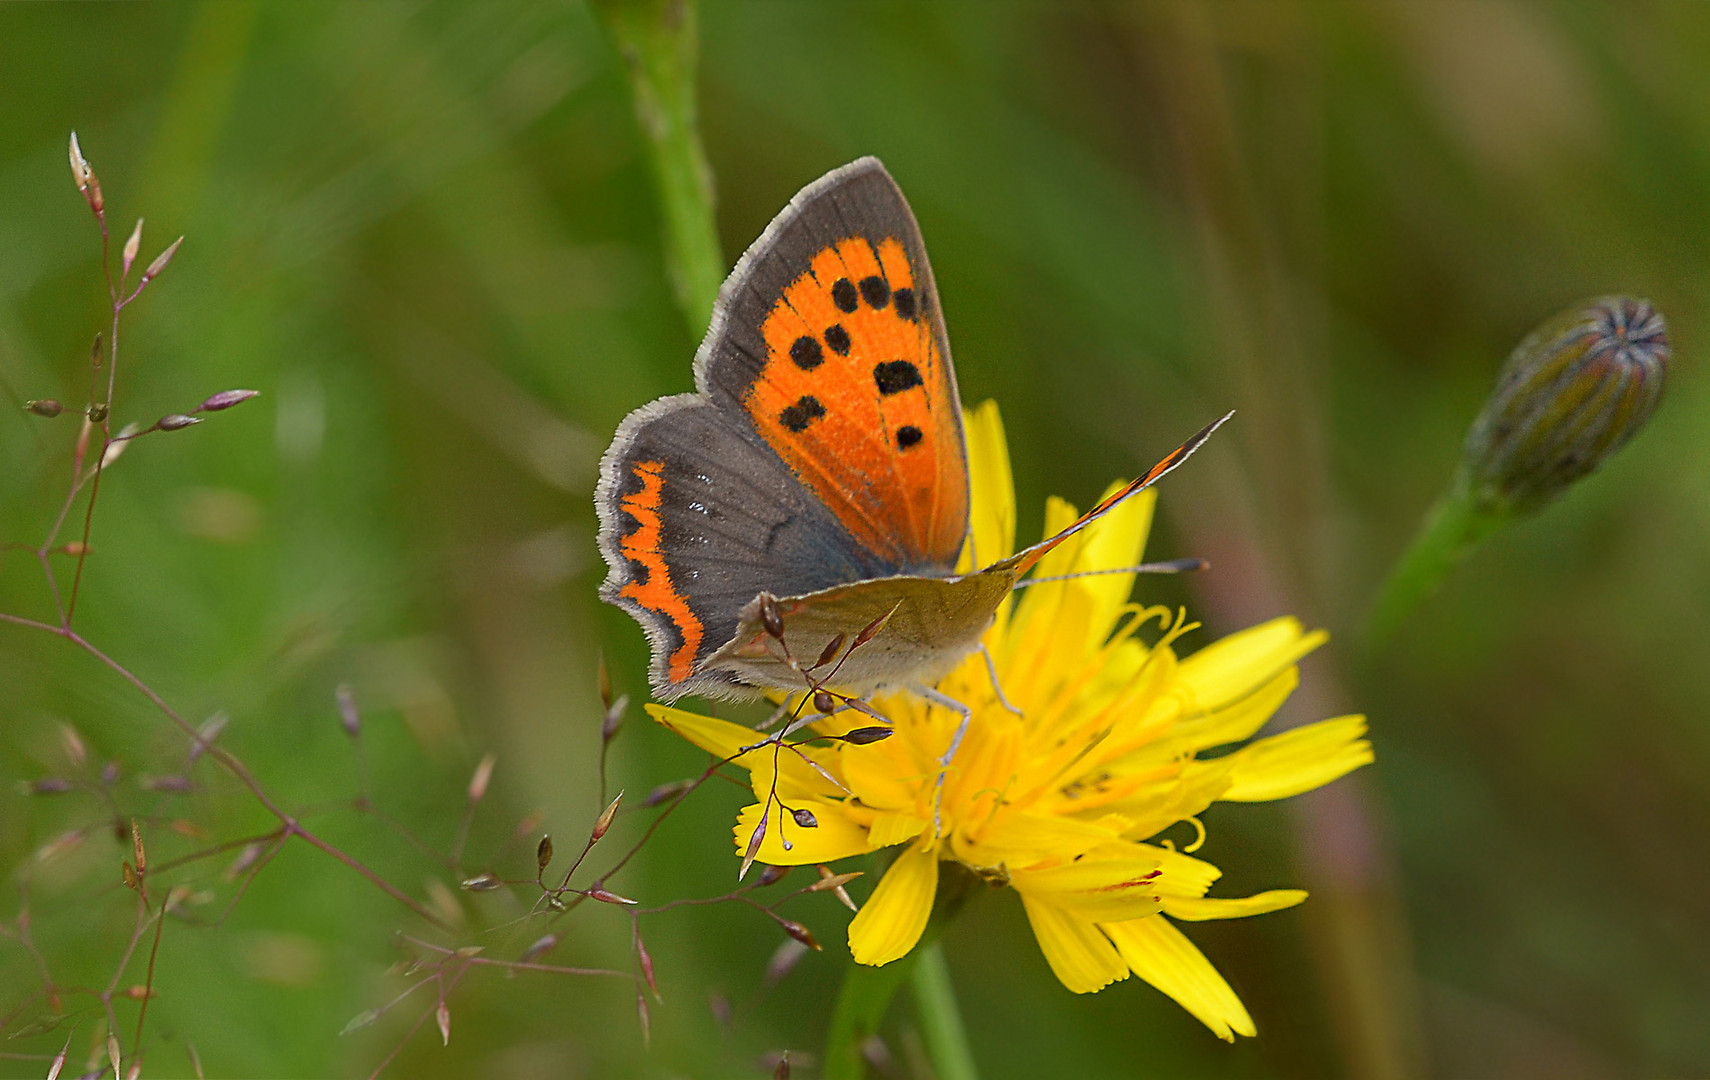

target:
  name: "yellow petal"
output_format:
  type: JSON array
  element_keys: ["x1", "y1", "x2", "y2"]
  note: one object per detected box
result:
[
  {"x1": 956, "y1": 806, "x2": 1119, "y2": 866},
  {"x1": 1221, "y1": 715, "x2": 1374, "y2": 802},
  {"x1": 960, "y1": 400, "x2": 1016, "y2": 571},
  {"x1": 867, "y1": 809, "x2": 930, "y2": 850},
  {"x1": 1021, "y1": 894, "x2": 1130, "y2": 994},
  {"x1": 1009, "y1": 846, "x2": 1163, "y2": 922},
  {"x1": 1177, "y1": 618, "x2": 1326, "y2": 712},
  {"x1": 734, "y1": 801, "x2": 870, "y2": 865},
  {"x1": 1167, "y1": 667, "x2": 1300, "y2": 753},
  {"x1": 1109, "y1": 756, "x2": 1235, "y2": 842},
  {"x1": 1105, "y1": 916, "x2": 1255, "y2": 1040},
  {"x1": 1161, "y1": 889, "x2": 1307, "y2": 921},
  {"x1": 838, "y1": 722, "x2": 926, "y2": 812},
  {"x1": 848, "y1": 840, "x2": 938, "y2": 966},
  {"x1": 1136, "y1": 843, "x2": 1222, "y2": 898},
  {"x1": 648, "y1": 704, "x2": 845, "y2": 800}
]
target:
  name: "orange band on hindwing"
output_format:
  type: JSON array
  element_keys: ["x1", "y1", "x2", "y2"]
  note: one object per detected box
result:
[
  {"x1": 744, "y1": 236, "x2": 967, "y2": 570},
  {"x1": 617, "y1": 460, "x2": 703, "y2": 684}
]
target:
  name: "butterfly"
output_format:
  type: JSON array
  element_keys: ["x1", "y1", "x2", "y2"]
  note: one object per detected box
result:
[{"x1": 596, "y1": 157, "x2": 1224, "y2": 732}]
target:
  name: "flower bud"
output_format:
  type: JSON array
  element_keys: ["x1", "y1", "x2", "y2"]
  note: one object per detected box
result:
[
  {"x1": 26, "y1": 400, "x2": 64, "y2": 418},
  {"x1": 155, "y1": 414, "x2": 201, "y2": 432},
  {"x1": 1461, "y1": 296, "x2": 1668, "y2": 514}
]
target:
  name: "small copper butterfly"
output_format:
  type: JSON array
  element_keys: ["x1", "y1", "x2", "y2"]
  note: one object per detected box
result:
[{"x1": 597, "y1": 158, "x2": 1224, "y2": 719}]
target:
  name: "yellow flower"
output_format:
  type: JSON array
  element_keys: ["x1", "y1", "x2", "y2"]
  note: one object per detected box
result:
[{"x1": 649, "y1": 401, "x2": 1373, "y2": 1040}]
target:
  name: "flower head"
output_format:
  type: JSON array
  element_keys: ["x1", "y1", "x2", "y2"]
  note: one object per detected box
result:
[
  {"x1": 650, "y1": 401, "x2": 1373, "y2": 1039},
  {"x1": 1462, "y1": 295, "x2": 1668, "y2": 513}
]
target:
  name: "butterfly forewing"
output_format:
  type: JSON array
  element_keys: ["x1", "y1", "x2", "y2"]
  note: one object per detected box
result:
[{"x1": 700, "y1": 158, "x2": 970, "y2": 573}]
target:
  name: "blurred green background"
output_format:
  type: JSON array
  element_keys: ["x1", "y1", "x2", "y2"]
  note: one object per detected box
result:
[{"x1": 3, "y1": 2, "x2": 1707, "y2": 1077}]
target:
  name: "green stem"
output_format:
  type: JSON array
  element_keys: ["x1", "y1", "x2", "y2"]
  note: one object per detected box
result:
[
  {"x1": 591, "y1": 0, "x2": 724, "y2": 333},
  {"x1": 824, "y1": 949, "x2": 920, "y2": 1080},
  {"x1": 912, "y1": 942, "x2": 980, "y2": 1080},
  {"x1": 824, "y1": 863, "x2": 980, "y2": 1079},
  {"x1": 1367, "y1": 478, "x2": 1508, "y2": 647}
]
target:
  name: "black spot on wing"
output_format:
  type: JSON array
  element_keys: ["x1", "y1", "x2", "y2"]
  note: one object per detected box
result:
[
  {"x1": 859, "y1": 275, "x2": 891, "y2": 309},
  {"x1": 896, "y1": 425, "x2": 923, "y2": 449},
  {"x1": 832, "y1": 278, "x2": 859, "y2": 313},
  {"x1": 823, "y1": 324, "x2": 851, "y2": 355},
  {"x1": 874, "y1": 360, "x2": 923, "y2": 396},
  {"x1": 778, "y1": 395, "x2": 827, "y2": 432},
  {"x1": 790, "y1": 335, "x2": 824, "y2": 370},
  {"x1": 893, "y1": 288, "x2": 916, "y2": 320}
]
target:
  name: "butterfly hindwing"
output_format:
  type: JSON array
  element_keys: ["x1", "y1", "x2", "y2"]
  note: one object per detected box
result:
[
  {"x1": 595, "y1": 398, "x2": 896, "y2": 700},
  {"x1": 696, "y1": 157, "x2": 970, "y2": 574}
]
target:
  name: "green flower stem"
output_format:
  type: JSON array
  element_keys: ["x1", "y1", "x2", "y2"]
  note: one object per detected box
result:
[
  {"x1": 825, "y1": 948, "x2": 920, "y2": 1080},
  {"x1": 1367, "y1": 478, "x2": 1508, "y2": 647},
  {"x1": 911, "y1": 942, "x2": 980, "y2": 1080},
  {"x1": 590, "y1": 0, "x2": 723, "y2": 333},
  {"x1": 825, "y1": 864, "x2": 981, "y2": 1080}
]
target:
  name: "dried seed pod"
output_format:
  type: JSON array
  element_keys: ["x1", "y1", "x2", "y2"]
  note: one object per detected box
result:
[
  {"x1": 197, "y1": 389, "x2": 259, "y2": 412},
  {"x1": 536, "y1": 835, "x2": 554, "y2": 873},
  {"x1": 776, "y1": 918, "x2": 821, "y2": 951},
  {"x1": 765, "y1": 938, "x2": 809, "y2": 986},
  {"x1": 739, "y1": 809, "x2": 768, "y2": 881},
  {"x1": 122, "y1": 218, "x2": 143, "y2": 279},
  {"x1": 759, "y1": 594, "x2": 786, "y2": 640},
  {"x1": 791, "y1": 807, "x2": 818, "y2": 828},
  {"x1": 635, "y1": 932, "x2": 658, "y2": 997},
  {"x1": 813, "y1": 690, "x2": 836, "y2": 715},
  {"x1": 154, "y1": 414, "x2": 200, "y2": 432},
  {"x1": 592, "y1": 791, "x2": 623, "y2": 841},
  {"x1": 839, "y1": 726, "x2": 894, "y2": 745},
  {"x1": 644, "y1": 779, "x2": 692, "y2": 807},
  {"x1": 335, "y1": 685, "x2": 360, "y2": 738},
  {"x1": 141, "y1": 236, "x2": 183, "y2": 284},
  {"x1": 467, "y1": 753, "x2": 496, "y2": 802},
  {"x1": 26, "y1": 399, "x2": 64, "y2": 418},
  {"x1": 518, "y1": 933, "x2": 559, "y2": 964},
  {"x1": 814, "y1": 633, "x2": 846, "y2": 669}
]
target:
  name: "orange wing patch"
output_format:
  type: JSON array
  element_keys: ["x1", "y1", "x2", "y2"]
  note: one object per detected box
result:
[
  {"x1": 617, "y1": 460, "x2": 703, "y2": 684},
  {"x1": 745, "y1": 237, "x2": 967, "y2": 569}
]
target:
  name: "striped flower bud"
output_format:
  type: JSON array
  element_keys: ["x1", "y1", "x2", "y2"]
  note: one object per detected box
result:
[{"x1": 1461, "y1": 296, "x2": 1668, "y2": 513}]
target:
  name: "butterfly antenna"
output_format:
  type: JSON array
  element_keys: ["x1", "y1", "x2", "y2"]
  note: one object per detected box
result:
[
  {"x1": 1013, "y1": 557, "x2": 1209, "y2": 588},
  {"x1": 999, "y1": 411, "x2": 1233, "y2": 576}
]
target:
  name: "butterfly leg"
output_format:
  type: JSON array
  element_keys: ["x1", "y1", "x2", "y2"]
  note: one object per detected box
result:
[
  {"x1": 913, "y1": 685, "x2": 972, "y2": 836},
  {"x1": 979, "y1": 644, "x2": 1024, "y2": 717}
]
